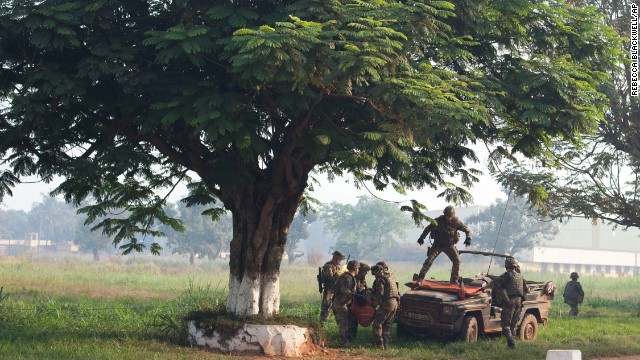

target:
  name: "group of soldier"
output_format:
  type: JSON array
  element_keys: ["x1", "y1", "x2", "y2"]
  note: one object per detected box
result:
[
  {"x1": 318, "y1": 205, "x2": 587, "y2": 350},
  {"x1": 319, "y1": 250, "x2": 399, "y2": 349}
]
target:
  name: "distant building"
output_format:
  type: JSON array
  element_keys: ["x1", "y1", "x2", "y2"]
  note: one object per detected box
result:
[
  {"x1": 0, "y1": 239, "x2": 78, "y2": 256},
  {"x1": 519, "y1": 218, "x2": 640, "y2": 277}
]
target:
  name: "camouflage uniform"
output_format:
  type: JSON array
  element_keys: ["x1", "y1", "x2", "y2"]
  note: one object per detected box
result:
[
  {"x1": 332, "y1": 261, "x2": 359, "y2": 346},
  {"x1": 493, "y1": 258, "x2": 528, "y2": 349},
  {"x1": 371, "y1": 265, "x2": 400, "y2": 350},
  {"x1": 349, "y1": 263, "x2": 370, "y2": 340},
  {"x1": 320, "y1": 251, "x2": 344, "y2": 323},
  {"x1": 563, "y1": 272, "x2": 584, "y2": 316},
  {"x1": 416, "y1": 206, "x2": 472, "y2": 283}
]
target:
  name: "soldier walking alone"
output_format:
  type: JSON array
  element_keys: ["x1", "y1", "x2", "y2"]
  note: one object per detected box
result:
[
  {"x1": 563, "y1": 272, "x2": 584, "y2": 316},
  {"x1": 415, "y1": 205, "x2": 472, "y2": 283},
  {"x1": 332, "y1": 260, "x2": 360, "y2": 346},
  {"x1": 493, "y1": 257, "x2": 528, "y2": 349},
  {"x1": 370, "y1": 264, "x2": 399, "y2": 350},
  {"x1": 319, "y1": 250, "x2": 345, "y2": 323}
]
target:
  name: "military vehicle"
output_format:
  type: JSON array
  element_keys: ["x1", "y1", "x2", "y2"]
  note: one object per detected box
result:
[{"x1": 396, "y1": 251, "x2": 555, "y2": 342}]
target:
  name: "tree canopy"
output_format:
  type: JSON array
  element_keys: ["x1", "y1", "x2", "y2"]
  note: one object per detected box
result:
[
  {"x1": 0, "y1": 0, "x2": 621, "y2": 316},
  {"x1": 495, "y1": 0, "x2": 637, "y2": 228}
]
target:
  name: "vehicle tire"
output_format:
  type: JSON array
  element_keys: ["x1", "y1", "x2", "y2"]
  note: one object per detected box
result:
[
  {"x1": 519, "y1": 313, "x2": 538, "y2": 341},
  {"x1": 459, "y1": 315, "x2": 479, "y2": 342}
]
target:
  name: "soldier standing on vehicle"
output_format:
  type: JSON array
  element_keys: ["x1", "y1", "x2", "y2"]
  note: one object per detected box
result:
[
  {"x1": 563, "y1": 272, "x2": 584, "y2": 316},
  {"x1": 370, "y1": 264, "x2": 400, "y2": 350},
  {"x1": 319, "y1": 250, "x2": 345, "y2": 323},
  {"x1": 493, "y1": 257, "x2": 528, "y2": 349},
  {"x1": 333, "y1": 260, "x2": 360, "y2": 346},
  {"x1": 415, "y1": 205, "x2": 472, "y2": 283}
]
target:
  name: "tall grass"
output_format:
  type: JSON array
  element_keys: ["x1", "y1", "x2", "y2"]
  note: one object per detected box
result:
[{"x1": 0, "y1": 256, "x2": 639, "y2": 359}]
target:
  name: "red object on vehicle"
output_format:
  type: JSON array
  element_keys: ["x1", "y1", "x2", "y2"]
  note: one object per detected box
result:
[
  {"x1": 406, "y1": 279, "x2": 484, "y2": 298},
  {"x1": 350, "y1": 301, "x2": 375, "y2": 327}
]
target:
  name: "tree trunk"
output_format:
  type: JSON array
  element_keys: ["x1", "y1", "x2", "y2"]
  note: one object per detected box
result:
[
  {"x1": 224, "y1": 184, "x2": 304, "y2": 317},
  {"x1": 92, "y1": 248, "x2": 100, "y2": 262},
  {"x1": 189, "y1": 252, "x2": 195, "y2": 266}
]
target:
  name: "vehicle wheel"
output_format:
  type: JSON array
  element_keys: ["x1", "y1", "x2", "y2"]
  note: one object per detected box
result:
[
  {"x1": 396, "y1": 322, "x2": 410, "y2": 338},
  {"x1": 459, "y1": 315, "x2": 479, "y2": 342},
  {"x1": 519, "y1": 313, "x2": 538, "y2": 341}
]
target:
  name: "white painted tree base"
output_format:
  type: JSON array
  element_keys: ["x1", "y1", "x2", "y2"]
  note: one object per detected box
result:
[{"x1": 188, "y1": 321, "x2": 317, "y2": 357}]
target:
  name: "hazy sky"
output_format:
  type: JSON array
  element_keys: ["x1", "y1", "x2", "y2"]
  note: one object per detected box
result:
[
  {"x1": 1, "y1": 144, "x2": 506, "y2": 212},
  {"x1": 1, "y1": 170, "x2": 506, "y2": 212}
]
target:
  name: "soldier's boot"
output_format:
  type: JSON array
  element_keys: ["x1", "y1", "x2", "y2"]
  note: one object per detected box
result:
[
  {"x1": 339, "y1": 337, "x2": 352, "y2": 347},
  {"x1": 504, "y1": 329, "x2": 516, "y2": 349},
  {"x1": 383, "y1": 332, "x2": 391, "y2": 348}
]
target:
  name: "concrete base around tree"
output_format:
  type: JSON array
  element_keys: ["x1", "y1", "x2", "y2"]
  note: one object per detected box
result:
[{"x1": 188, "y1": 321, "x2": 318, "y2": 357}]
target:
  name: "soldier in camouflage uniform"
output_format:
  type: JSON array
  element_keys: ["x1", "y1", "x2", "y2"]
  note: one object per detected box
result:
[
  {"x1": 370, "y1": 264, "x2": 400, "y2": 350},
  {"x1": 416, "y1": 205, "x2": 472, "y2": 283},
  {"x1": 320, "y1": 250, "x2": 345, "y2": 323},
  {"x1": 332, "y1": 260, "x2": 359, "y2": 346},
  {"x1": 349, "y1": 262, "x2": 371, "y2": 340},
  {"x1": 563, "y1": 272, "x2": 584, "y2": 316},
  {"x1": 493, "y1": 257, "x2": 528, "y2": 349}
]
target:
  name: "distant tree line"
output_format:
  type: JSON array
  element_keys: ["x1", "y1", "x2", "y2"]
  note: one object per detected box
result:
[{"x1": 1, "y1": 193, "x2": 558, "y2": 263}]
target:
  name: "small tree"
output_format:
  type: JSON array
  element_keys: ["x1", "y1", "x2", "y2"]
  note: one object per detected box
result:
[
  {"x1": 321, "y1": 196, "x2": 413, "y2": 259},
  {"x1": 162, "y1": 202, "x2": 231, "y2": 265},
  {"x1": 74, "y1": 217, "x2": 112, "y2": 261},
  {"x1": 28, "y1": 196, "x2": 77, "y2": 243},
  {"x1": 466, "y1": 196, "x2": 559, "y2": 256},
  {"x1": 285, "y1": 210, "x2": 315, "y2": 265}
]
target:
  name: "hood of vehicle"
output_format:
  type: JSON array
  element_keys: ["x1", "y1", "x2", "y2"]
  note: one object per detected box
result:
[{"x1": 403, "y1": 289, "x2": 460, "y2": 303}]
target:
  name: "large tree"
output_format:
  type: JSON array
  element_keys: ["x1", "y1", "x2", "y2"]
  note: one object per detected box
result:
[
  {"x1": 0, "y1": 1, "x2": 620, "y2": 316},
  {"x1": 465, "y1": 196, "x2": 559, "y2": 256},
  {"x1": 321, "y1": 195, "x2": 413, "y2": 259},
  {"x1": 495, "y1": 0, "x2": 638, "y2": 228}
]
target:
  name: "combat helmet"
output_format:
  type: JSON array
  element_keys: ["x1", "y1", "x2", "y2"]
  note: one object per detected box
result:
[
  {"x1": 346, "y1": 260, "x2": 360, "y2": 271},
  {"x1": 570, "y1": 272, "x2": 579, "y2": 279},
  {"x1": 504, "y1": 257, "x2": 518, "y2": 269},
  {"x1": 444, "y1": 205, "x2": 456, "y2": 216},
  {"x1": 370, "y1": 264, "x2": 383, "y2": 274},
  {"x1": 376, "y1": 261, "x2": 388, "y2": 270},
  {"x1": 358, "y1": 262, "x2": 371, "y2": 272},
  {"x1": 332, "y1": 250, "x2": 345, "y2": 260}
]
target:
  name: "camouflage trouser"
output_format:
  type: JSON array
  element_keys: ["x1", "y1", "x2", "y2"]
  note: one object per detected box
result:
[
  {"x1": 320, "y1": 289, "x2": 334, "y2": 322},
  {"x1": 501, "y1": 297, "x2": 522, "y2": 344},
  {"x1": 372, "y1": 298, "x2": 398, "y2": 349},
  {"x1": 418, "y1": 245, "x2": 461, "y2": 283},
  {"x1": 332, "y1": 304, "x2": 352, "y2": 345},
  {"x1": 348, "y1": 310, "x2": 358, "y2": 340},
  {"x1": 565, "y1": 299, "x2": 579, "y2": 316}
]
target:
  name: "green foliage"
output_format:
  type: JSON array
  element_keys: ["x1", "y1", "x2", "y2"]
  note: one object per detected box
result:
[
  {"x1": 0, "y1": 0, "x2": 621, "y2": 259},
  {"x1": 494, "y1": 0, "x2": 639, "y2": 229}
]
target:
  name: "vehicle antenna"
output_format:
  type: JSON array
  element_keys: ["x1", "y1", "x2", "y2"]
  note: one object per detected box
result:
[{"x1": 487, "y1": 191, "x2": 512, "y2": 274}]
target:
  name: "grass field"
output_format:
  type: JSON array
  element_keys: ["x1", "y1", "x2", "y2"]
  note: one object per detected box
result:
[{"x1": 0, "y1": 255, "x2": 639, "y2": 359}]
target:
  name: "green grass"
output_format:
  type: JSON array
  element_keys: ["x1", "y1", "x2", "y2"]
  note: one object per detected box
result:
[{"x1": 0, "y1": 256, "x2": 639, "y2": 359}]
